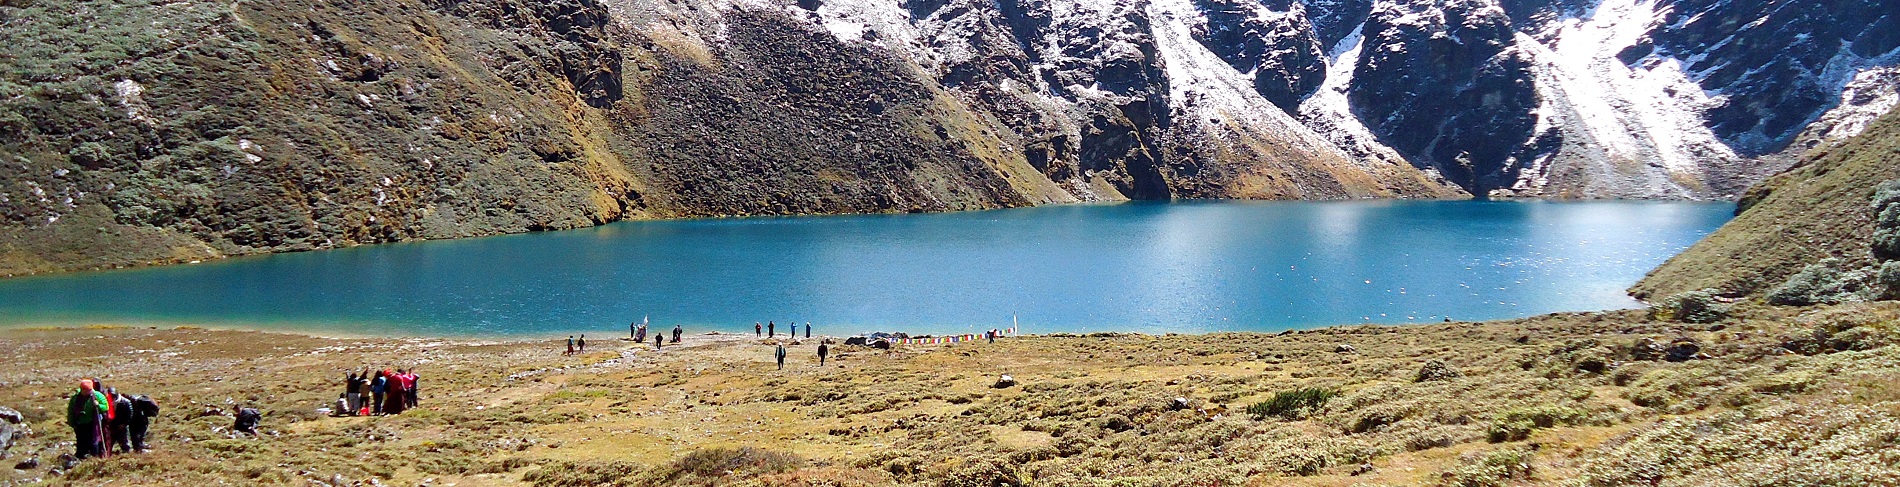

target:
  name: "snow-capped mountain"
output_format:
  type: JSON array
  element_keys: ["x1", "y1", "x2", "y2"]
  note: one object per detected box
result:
[{"x1": 652, "y1": 0, "x2": 1898, "y2": 199}]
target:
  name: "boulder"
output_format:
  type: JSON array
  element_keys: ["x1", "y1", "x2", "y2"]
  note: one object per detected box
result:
[
  {"x1": 1169, "y1": 397, "x2": 1190, "y2": 411},
  {"x1": 1333, "y1": 344, "x2": 1356, "y2": 353},
  {"x1": 13, "y1": 457, "x2": 37, "y2": 470},
  {"x1": 1629, "y1": 337, "x2": 1667, "y2": 361},
  {"x1": 0, "y1": 407, "x2": 21, "y2": 425},
  {"x1": 993, "y1": 375, "x2": 1016, "y2": 388},
  {"x1": 1664, "y1": 339, "x2": 1703, "y2": 362}
]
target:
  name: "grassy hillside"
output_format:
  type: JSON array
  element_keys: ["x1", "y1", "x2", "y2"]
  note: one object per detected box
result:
[
  {"x1": 1632, "y1": 106, "x2": 1900, "y2": 300},
  {"x1": 2, "y1": 301, "x2": 1896, "y2": 486}
]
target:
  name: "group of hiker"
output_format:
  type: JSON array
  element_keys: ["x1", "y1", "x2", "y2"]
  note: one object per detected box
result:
[
  {"x1": 773, "y1": 340, "x2": 831, "y2": 370},
  {"x1": 337, "y1": 368, "x2": 420, "y2": 416},
  {"x1": 754, "y1": 320, "x2": 813, "y2": 339},
  {"x1": 66, "y1": 378, "x2": 159, "y2": 459},
  {"x1": 625, "y1": 321, "x2": 684, "y2": 350}
]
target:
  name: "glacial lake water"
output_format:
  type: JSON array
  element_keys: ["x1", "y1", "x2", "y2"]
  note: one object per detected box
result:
[{"x1": 0, "y1": 200, "x2": 1733, "y2": 337}]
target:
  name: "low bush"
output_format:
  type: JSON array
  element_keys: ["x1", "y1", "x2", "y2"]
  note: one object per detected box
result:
[
  {"x1": 1768, "y1": 258, "x2": 1877, "y2": 306},
  {"x1": 1439, "y1": 447, "x2": 1536, "y2": 487},
  {"x1": 1245, "y1": 387, "x2": 1339, "y2": 420}
]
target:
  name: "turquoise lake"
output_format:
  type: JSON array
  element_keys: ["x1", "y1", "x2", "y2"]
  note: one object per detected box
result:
[{"x1": 0, "y1": 200, "x2": 1733, "y2": 337}]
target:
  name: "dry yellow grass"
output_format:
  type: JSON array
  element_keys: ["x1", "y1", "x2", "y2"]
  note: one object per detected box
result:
[{"x1": 1, "y1": 301, "x2": 1897, "y2": 486}]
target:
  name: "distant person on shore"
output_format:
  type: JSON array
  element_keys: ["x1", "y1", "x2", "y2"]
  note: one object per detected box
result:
[
  {"x1": 987, "y1": 329, "x2": 996, "y2": 344},
  {"x1": 755, "y1": 322, "x2": 762, "y2": 337},
  {"x1": 775, "y1": 343, "x2": 787, "y2": 370},
  {"x1": 817, "y1": 342, "x2": 829, "y2": 366},
  {"x1": 566, "y1": 336, "x2": 575, "y2": 356},
  {"x1": 655, "y1": 333, "x2": 664, "y2": 350},
  {"x1": 791, "y1": 321, "x2": 798, "y2": 337},
  {"x1": 672, "y1": 324, "x2": 683, "y2": 343},
  {"x1": 371, "y1": 370, "x2": 388, "y2": 415},
  {"x1": 806, "y1": 322, "x2": 812, "y2": 339},
  {"x1": 768, "y1": 321, "x2": 775, "y2": 337},
  {"x1": 67, "y1": 379, "x2": 105, "y2": 458},
  {"x1": 636, "y1": 324, "x2": 647, "y2": 343},
  {"x1": 631, "y1": 321, "x2": 639, "y2": 340},
  {"x1": 579, "y1": 335, "x2": 587, "y2": 353}
]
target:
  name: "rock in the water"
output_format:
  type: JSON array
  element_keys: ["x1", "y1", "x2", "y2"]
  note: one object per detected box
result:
[
  {"x1": 13, "y1": 457, "x2": 37, "y2": 470},
  {"x1": 993, "y1": 375, "x2": 1016, "y2": 389},
  {"x1": 1414, "y1": 360, "x2": 1463, "y2": 382}
]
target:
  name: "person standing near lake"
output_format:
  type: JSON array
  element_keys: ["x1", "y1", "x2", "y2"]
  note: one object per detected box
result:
[
  {"x1": 806, "y1": 322, "x2": 812, "y2": 339},
  {"x1": 672, "y1": 324, "x2": 683, "y2": 343},
  {"x1": 767, "y1": 321, "x2": 775, "y2": 337},
  {"x1": 385, "y1": 369, "x2": 407, "y2": 415},
  {"x1": 755, "y1": 322, "x2": 762, "y2": 337},
  {"x1": 817, "y1": 342, "x2": 829, "y2": 366},
  {"x1": 344, "y1": 371, "x2": 364, "y2": 416},
  {"x1": 405, "y1": 369, "x2": 420, "y2": 409},
  {"x1": 791, "y1": 321, "x2": 798, "y2": 338},
  {"x1": 579, "y1": 334, "x2": 587, "y2": 353},
  {"x1": 67, "y1": 379, "x2": 106, "y2": 459},
  {"x1": 370, "y1": 370, "x2": 387, "y2": 415},
  {"x1": 566, "y1": 336, "x2": 575, "y2": 356},
  {"x1": 775, "y1": 343, "x2": 787, "y2": 370},
  {"x1": 654, "y1": 333, "x2": 664, "y2": 350}
]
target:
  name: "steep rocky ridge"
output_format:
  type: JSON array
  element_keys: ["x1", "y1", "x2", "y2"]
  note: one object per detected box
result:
[{"x1": 1633, "y1": 105, "x2": 1900, "y2": 300}]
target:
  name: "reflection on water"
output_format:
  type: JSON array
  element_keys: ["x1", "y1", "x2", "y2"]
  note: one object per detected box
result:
[{"x1": 0, "y1": 200, "x2": 1733, "y2": 336}]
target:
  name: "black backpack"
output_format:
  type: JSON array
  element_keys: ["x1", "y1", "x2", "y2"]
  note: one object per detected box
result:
[{"x1": 131, "y1": 395, "x2": 160, "y2": 419}]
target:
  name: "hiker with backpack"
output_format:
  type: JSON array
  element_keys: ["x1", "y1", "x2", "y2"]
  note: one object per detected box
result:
[
  {"x1": 67, "y1": 379, "x2": 106, "y2": 458},
  {"x1": 370, "y1": 370, "x2": 388, "y2": 415},
  {"x1": 127, "y1": 394, "x2": 158, "y2": 451},
  {"x1": 108, "y1": 388, "x2": 133, "y2": 453}
]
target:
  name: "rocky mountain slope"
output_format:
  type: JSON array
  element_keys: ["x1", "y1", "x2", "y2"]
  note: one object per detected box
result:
[{"x1": 1, "y1": 0, "x2": 1895, "y2": 275}]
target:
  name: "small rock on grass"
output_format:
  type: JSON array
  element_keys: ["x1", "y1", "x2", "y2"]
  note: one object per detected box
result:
[{"x1": 993, "y1": 375, "x2": 1016, "y2": 388}]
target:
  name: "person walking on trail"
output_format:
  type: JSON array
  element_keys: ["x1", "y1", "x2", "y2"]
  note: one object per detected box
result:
[
  {"x1": 566, "y1": 336, "x2": 575, "y2": 356},
  {"x1": 755, "y1": 322, "x2": 762, "y2": 337},
  {"x1": 818, "y1": 342, "x2": 829, "y2": 366},
  {"x1": 806, "y1": 322, "x2": 812, "y2": 339},
  {"x1": 128, "y1": 394, "x2": 158, "y2": 452},
  {"x1": 109, "y1": 388, "x2": 133, "y2": 453},
  {"x1": 775, "y1": 343, "x2": 788, "y2": 370},
  {"x1": 579, "y1": 334, "x2": 587, "y2": 353},
  {"x1": 672, "y1": 325, "x2": 683, "y2": 343},
  {"x1": 654, "y1": 333, "x2": 664, "y2": 350},
  {"x1": 68, "y1": 379, "x2": 106, "y2": 458},
  {"x1": 768, "y1": 321, "x2": 775, "y2": 337}
]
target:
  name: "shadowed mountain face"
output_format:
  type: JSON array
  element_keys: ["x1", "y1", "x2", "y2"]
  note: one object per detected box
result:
[{"x1": 0, "y1": 0, "x2": 1893, "y2": 275}]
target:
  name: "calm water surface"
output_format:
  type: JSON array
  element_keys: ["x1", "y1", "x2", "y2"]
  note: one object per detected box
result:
[{"x1": 0, "y1": 200, "x2": 1732, "y2": 336}]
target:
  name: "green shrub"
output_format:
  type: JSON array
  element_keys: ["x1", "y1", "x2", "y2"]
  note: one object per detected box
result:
[
  {"x1": 1880, "y1": 261, "x2": 1900, "y2": 300},
  {"x1": 1871, "y1": 180, "x2": 1900, "y2": 260},
  {"x1": 1486, "y1": 406, "x2": 1586, "y2": 442},
  {"x1": 1246, "y1": 387, "x2": 1339, "y2": 421},
  {"x1": 1768, "y1": 258, "x2": 1877, "y2": 305},
  {"x1": 1416, "y1": 360, "x2": 1464, "y2": 382},
  {"x1": 1439, "y1": 447, "x2": 1536, "y2": 487}
]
